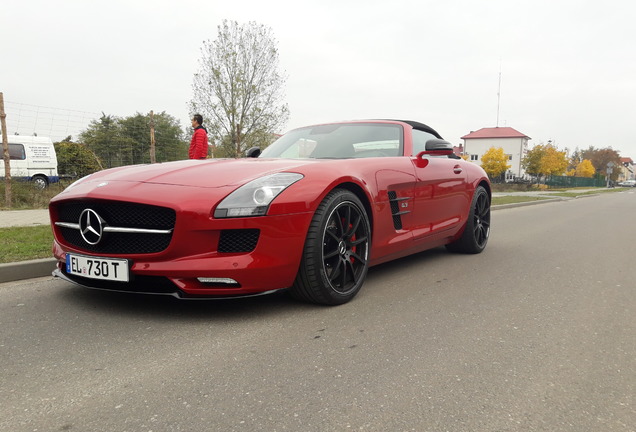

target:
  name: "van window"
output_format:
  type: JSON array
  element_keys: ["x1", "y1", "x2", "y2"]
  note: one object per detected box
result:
[{"x1": 8, "y1": 143, "x2": 26, "y2": 160}]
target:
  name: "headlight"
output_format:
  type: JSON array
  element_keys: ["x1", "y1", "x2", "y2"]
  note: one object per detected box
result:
[{"x1": 214, "y1": 173, "x2": 303, "y2": 218}]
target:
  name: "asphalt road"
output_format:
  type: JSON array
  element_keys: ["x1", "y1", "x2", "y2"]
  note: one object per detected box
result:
[{"x1": 2, "y1": 191, "x2": 635, "y2": 432}]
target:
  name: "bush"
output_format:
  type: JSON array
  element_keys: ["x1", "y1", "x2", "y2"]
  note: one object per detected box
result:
[
  {"x1": 490, "y1": 183, "x2": 540, "y2": 192},
  {"x1": 55, "y1": 141, "x2": 103, "y2": 178}
]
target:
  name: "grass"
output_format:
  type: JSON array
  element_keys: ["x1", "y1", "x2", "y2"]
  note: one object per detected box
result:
[
  {"x1": 0, "y1": 225, "x2": 54, "y2": 263},
  {"x1": 546, "y1": 188, "x2": 628, "y2": 198},
  {"x1": 0, "y1": 180, "x2": 61, "y2": 263},
  {"x1": 491, "y1": 196, "x2": 552, "y2": 205},
  {"x1": 0, "y1": 180, "x2": 70, "y2": 210}
]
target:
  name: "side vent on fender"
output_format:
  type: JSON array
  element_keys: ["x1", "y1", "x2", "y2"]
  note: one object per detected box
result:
[{"x1": 388, "y1": 191, "x2": 410, "y2": 230}]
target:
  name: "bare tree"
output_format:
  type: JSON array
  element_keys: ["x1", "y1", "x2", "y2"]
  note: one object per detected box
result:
[{"x1": 191, "y1": 20, "x2": 289, "y2": 157}]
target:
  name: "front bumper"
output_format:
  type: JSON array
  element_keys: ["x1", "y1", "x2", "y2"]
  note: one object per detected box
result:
[{"x1": 51, "y1": 211, "x2": 315, "y2": 298}]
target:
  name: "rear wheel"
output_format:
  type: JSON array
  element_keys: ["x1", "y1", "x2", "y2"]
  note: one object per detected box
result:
[
  {"x1": 446, "y1": 185, "x2": 490, "y2": 254},
  {"x1": 291, "y1": 189, "x2": 371, "y2": 305}
]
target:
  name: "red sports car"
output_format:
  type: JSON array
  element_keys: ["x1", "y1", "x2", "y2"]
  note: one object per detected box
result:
[{"x1": 49, "y1": 120, "x2": 491, "y2": 305}]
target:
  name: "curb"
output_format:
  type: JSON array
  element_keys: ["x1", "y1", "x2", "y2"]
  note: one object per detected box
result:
[{"x1": 0, "y1": 258, "x2": 57, "y2": 283}]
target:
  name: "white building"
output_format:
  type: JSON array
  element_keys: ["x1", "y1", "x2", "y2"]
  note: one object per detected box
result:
[{"x1": 461, "y1": 127, "x2": 530, "y2": 180}]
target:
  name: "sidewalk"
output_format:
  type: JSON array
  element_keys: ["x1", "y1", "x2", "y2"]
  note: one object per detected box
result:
[{"x1": 0, "y1": 209, "x2": 50, "y2": 227}]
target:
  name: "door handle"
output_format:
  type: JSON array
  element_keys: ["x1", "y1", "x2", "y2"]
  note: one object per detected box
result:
[{"x1": 453, "y1": 165, "x2": 463, "y2": 174}]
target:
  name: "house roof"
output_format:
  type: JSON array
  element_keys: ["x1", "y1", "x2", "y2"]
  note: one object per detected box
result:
[
  {"x1": 620, "y1": 157, "x2": 633, "y2": 164},
  {"x1": 461, "y1": 127, "x2": 530, "y2": 140}
]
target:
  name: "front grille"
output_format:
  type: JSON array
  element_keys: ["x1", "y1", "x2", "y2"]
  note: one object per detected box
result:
[
  {"x1": 218, "y1": 229, "x2": 260, "y2": 253},
  {"x1": 57, "y1": 200, "x2": 175, "y2": 230},
  {"x1": 59, "y1": 226, "x2": 172, "y2": 254},
  {"x1": 54, "y1": 200, "x2": 176, "y2": 254}
]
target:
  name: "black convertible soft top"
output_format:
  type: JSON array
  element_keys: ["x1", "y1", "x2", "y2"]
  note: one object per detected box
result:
[{"x1": 391, "y1": 120, "x2": 443, "y2": 139}]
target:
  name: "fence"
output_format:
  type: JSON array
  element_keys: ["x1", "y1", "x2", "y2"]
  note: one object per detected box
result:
[
  {"x1": 2, "y1": 100, "x2": 190, "y2": 177},
  {"x1": 545, "y1": 174, "x2": 606, "y2": 188}
]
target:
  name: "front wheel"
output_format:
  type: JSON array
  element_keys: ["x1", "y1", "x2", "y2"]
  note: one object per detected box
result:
[
  {"x1": 291, "y1": 189, "x2": 371, "y2": 305},
  {"x1": 446, "y1": 185, "x2": 490, "y2": 254}
]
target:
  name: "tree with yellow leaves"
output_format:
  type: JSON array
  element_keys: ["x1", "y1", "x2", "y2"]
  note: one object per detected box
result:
[
  {"x1": 522, "y1": 142, "x2": 568, "y2": 181},
  {"x1": 480, "y1": 147, "x2": 511, "y2": 180},
  {"x1": 575, "y1": 159, "x2": 596, "y2": 178}
]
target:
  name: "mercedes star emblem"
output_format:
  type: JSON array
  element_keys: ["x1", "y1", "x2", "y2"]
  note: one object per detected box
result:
[{"x1": 79, "y1": 209, "x2": 105, "y2": 245}]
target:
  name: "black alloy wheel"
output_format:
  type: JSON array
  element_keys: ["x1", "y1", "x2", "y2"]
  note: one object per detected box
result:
[
  {"x1": 446, "y1": 185, "x2": 490, "y2": 254},
  {"x1": 472, "y1": 188, "x2": 490, "y2": 248},
  {"x1": 291, "y1": 189, "x2": 371, "y2": 305}
]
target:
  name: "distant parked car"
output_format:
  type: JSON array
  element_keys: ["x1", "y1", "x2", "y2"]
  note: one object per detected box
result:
[{"x1": 617, "y1": 180, "x2": 636, "y2": 187}]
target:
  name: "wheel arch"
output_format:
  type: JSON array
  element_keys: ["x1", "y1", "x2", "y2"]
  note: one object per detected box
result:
[
  {"x1": 478, "y1": 179, "x2": 491, "y2": 200},
  {"x1": 328, "y1": 182, "x2": 374, "y2": 234},
  {"x1": 31, "y1": 174, "x2": 50, "y2": 188}
]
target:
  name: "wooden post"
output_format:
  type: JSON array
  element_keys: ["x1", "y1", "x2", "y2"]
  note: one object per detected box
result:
[
  {"x1": 0, "y1": 92, "x2": 12, "y2": 208},
  {"x1": 236, "y1": 123, "x2": 241, "y2": 157},
  {"x1": 149, "y1": 110, "x2": 156, "y2": 164}
]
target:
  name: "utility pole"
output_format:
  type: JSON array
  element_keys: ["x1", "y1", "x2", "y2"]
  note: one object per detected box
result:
[
  {"x1": 496, "y1": 61, "x2": 502, "y2": 128},
  {"x1": 236, "y1": 123, "x2": 241, "y2": 157},
  {"x1": 149, "y1": 110, "x2": 156, "y2": 163},
  {"x1": 0, "y1": 92, "x2": 12, "y2": 208}
]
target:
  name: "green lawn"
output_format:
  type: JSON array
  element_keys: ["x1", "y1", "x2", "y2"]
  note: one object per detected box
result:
[
  {"x1": 491, "y1": 196, "x2": 552, "y2": 206},
  {"x1": 0, "y1": 225, "x2": 54, "y2": 263},
  {"x1": 546, "y1": 188, "x2": 628, "y2": 198}
]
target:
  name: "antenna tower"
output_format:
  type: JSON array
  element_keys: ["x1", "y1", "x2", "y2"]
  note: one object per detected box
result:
[{"x1": 496, "y1": 62, "x2": 502, "y2": 127}]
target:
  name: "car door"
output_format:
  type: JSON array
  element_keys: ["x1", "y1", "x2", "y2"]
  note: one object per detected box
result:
[{"x1": 409, "y1": 129, "x2": 468, "y2": 240}]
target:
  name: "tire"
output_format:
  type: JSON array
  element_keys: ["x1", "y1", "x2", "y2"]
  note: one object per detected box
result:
[
  {"x1": 446, "y1": 185, "x2": 490, "y2": 254},
  {"x1": 32, "y1": 175, "x2": 49, "y2": 189},
  {"x1": 291, "y1": 189, "x2": 371, "y2": 305}
]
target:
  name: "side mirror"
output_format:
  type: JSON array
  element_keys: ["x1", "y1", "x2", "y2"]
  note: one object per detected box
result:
[
  {"x1": 423, "y1": 139, "x2": 453, "y2": 154},
  {"x1": 245, "y1": 146, "x2": 261, "y2": 158},
  {"x1": 416, "y1": 139, "x2": 454, "y2": 157},
  {"x1": 414, "y1": 139, "x2": 454, "y2": 167}
]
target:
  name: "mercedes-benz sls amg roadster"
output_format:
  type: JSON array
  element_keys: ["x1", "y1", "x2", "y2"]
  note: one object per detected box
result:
[{"x1": 49, "y1": 120, "x2": 491, "y2": 305}]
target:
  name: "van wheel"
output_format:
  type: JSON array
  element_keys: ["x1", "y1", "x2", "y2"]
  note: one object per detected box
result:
[{"x1": 32, "y1": 176, "x2": 49, "y2": 189}]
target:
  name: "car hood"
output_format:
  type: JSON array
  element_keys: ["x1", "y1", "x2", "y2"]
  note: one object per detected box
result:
[{"x1": 80, "y1": 158, "x2": 319, "y2": 188}]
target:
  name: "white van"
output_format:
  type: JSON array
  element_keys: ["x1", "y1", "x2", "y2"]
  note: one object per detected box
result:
[{"x1": 0, "y1": 135, "x2": 59, "y2": 188}]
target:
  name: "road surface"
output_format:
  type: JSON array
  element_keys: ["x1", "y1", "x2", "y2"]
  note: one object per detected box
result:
[{"x1": 1, "y1": 191, "x2": 635, "y2": 431}]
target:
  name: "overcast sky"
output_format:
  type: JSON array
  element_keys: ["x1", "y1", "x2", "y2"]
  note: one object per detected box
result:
[{"x1": 3, "y1": 0, "x2": 635, "y2": 157}]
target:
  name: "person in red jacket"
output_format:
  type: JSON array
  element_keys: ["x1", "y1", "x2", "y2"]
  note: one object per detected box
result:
[{"x1": 189, "y1": 114, "x2": 209, "y2": 159}]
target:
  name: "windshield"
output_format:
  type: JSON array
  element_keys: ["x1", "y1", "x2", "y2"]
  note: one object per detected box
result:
[{"x1": 260, "y1": 123, "x2": 403, "y2": 159}]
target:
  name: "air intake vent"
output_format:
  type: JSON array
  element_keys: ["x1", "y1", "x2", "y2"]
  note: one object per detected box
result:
[
  {"x1": 218, "y1": 229, "x2": 260, "y2": 253},
  {"x1": 388, "y1": 191, "x2": 410, "y2": 230}
]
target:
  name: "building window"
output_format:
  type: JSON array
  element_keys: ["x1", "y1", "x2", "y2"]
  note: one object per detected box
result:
[
  {"x1": 507, "y1": 154, "x2": 513, "y2": 161},
  {"x1": 470, "y1": 154, "x2": 478, "y2": 161}
]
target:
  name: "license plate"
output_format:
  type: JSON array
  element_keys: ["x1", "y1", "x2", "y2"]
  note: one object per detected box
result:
[{"x1": 66, "y1": 254, "x2": 130, "y2": 282}]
